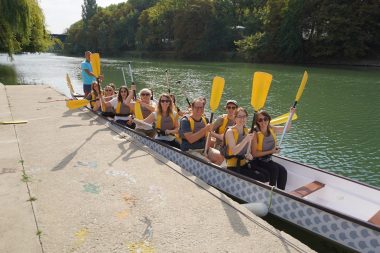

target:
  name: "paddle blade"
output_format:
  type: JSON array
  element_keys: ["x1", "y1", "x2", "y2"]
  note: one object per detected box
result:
[
  {"x1": 90, "y1": 53, "x2": 100, "y2": 78},
  {"x1": 210, "y1": 76, "x2": 225, "y2": 112},
  {"x1": 66, "y1": 99, "x2": 89, "y2": 110},
  {"x1": 295, "y1": 71, "x2": 308, "y2": 102},
  {"x1": 271, "y1": 112, "x2": 298, "y2": 126},
  {"x1": 251, "y1": 72, "x2": 272, "y2": 111}
]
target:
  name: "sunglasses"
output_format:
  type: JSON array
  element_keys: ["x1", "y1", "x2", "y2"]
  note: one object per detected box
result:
[
  {"x1": 120, "y1": 90, "x2": 128, "y2": 93},
  {"x1": 160, "y1": 100, "x2": 171, "y2": 103},
  {"x1": 105, "y1": 89, "x2": 113, "y2": 92},
  {"x1": 227, "y1": 106, "x2": 236, "y2": 110},
  {"x1": 257, "y1": 117, "x2": 269, "y2": 123},
  {"x1": 141, "y1": 93, "x2": 151, "y2": 96},
  {"x1": 193, "y1": 106, "x2": 204, "y2": 110},
  {"x1": 236, "y1": 114, "x2": 247, "y2": 119}
]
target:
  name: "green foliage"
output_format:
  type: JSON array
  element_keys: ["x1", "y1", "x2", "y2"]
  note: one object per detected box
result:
[
  {"x1": 64, "y1": 0, "x2": 380, "y2": 62},
  {"x1": 82, "y1": 0, "x2": 98, "y2": 25},
  {"x1": 0, "y1": 0, "x2": 52, "y2": 56},
  {"x1": 0, "y1": 64, "x2": 18, "y2": 85}
]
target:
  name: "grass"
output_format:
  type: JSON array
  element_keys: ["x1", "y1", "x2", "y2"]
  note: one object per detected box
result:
[{"x1": 0, "y1": 64, "x2": 18, "y2": 85}]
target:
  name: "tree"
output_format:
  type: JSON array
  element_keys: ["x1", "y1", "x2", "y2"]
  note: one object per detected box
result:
[
  {"x1": 82, "y1": 0, "x2": 98, "y2": 26},
  {"x1": 0, "y1": 0, "x2": 51, "y2": 57}
]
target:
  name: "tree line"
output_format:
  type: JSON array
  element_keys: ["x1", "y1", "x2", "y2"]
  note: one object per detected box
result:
[
  {"x1": 64, "y1": 0, "x2": 380, "y2": 63},
  {"x1": 0, "y1": 0, "x2": 54, "y2": 57}
]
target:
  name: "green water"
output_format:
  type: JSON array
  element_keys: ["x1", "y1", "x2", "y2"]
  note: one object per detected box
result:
[{"x1": 1, "y1": 53, "x2": 379, "y2": 187}]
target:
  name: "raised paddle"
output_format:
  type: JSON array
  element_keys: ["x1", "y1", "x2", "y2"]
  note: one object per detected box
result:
[
  {"x1": 66, "y1": 74, "x2": 84, "y2": 98},
  {"x1": 271, "y1": 112, "x2": 298, "y2": 126},
  {"x1": 279, "y1": 71, "x2": 308, "y2": 147},
  {"x1": 245, "y1": 72, "x2": 273, "y2": 158},
  {"x1": 121, "y1": 67, "x2": 127, "y2": 86},
  {"x1": 176, "y1": 80, "x2": 191, "y2": 106},
  {"x1": 165, "y1": 69, "x2": 170, "y2": 94},
  {"x1": 128, "y1": 61, "x2": 136, "y2": 100},
  {"x1": 250, "y1": 72, "x2": 273, "y2": 133},
  {"x1": 90, "y1": 53, "x2": 101, "y2": 82},
  {"x1": 204, "y1": 76, "x2": 225, "y2": 155}
]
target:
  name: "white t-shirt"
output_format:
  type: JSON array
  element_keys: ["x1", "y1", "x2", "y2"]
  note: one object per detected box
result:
[{"x1": 109, "y1": 98, "x2": 132, "y2": 121}]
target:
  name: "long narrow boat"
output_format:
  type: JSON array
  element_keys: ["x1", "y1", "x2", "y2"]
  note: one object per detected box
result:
[{"x1": 66, "y1": 78, "x2": 380, "y2": 253}]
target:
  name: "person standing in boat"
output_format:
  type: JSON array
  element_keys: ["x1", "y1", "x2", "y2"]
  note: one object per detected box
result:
[
  {"x1": 223, "y1": 107, "x2": 268, "y2": 181},
  {"x1": 179, "y1": 97, "x2": 212, "y2": 158},
  {"x1": 207, "y1": 100, "x2": 238, "y2": 165},
  {"x1": 128, "y1": 88, "x2": 157, "y2": 137},
  {"x1": 97, "y1": 85, "x2": 135, "y2": 128},
  {"x1": 250, "y1": 108, "x2": 295, "y2": 190},
  {"x1": 143, "y1": 93, "x2": 180, "y2": 148},
  {"x1": 81, "y1": 51, "x2": 97, "y2": 97}
]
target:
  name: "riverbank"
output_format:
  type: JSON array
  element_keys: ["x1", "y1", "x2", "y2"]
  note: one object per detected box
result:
[{"x1": 0, "y1": 83, "x2": 314, "y2": 252}]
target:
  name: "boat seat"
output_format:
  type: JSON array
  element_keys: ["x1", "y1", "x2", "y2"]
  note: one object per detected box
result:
[
  {"x1": 368, "y1": 210, "x2": 380, "y2": 226},
  {"x1": 290, "y1": 181, "x2": 325, "y2": 198}
]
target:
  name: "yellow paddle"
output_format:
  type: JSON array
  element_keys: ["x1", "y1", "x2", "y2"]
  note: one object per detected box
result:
[
  {"x1": 250, "y1": 72, "x2": 273, "y2": 132},
  {"x1": 66, "y1": 99, "x2": 97, "y2": 110},
  {"x1": 271, "y1": 112, "x2": 298, "y2": 126},
  {"x1": 90, "y1": 53, "x2": 100, "y2": 78},
  {"x1": 0, "y1": 120, "x2": 28, "y2": 125},
  {"x1": 66, "y1": 74, "x2": 84, "y2": 98},
  {"x1": 204, "y1": 76, "x2": 225, "y2": 155},
  {"x1": 279, "y1": 71, "x2": 308, "y2": 146}
]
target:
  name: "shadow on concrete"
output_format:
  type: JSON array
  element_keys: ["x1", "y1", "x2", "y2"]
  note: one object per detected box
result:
[{"x1": 51, "y1": 127, "x2": 108, "y2": 171}]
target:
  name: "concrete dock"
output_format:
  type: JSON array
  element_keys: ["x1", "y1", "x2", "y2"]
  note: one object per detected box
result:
[{"x1": 0, "y1": 83, "x2": 314, "y2": 253}]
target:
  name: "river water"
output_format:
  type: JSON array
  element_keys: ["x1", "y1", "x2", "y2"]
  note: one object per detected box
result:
[{"x1": 1, "y1": 53, "x2": 379, "y2": 188}]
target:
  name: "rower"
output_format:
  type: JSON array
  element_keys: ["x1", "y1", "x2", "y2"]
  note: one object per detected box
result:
[
  {"x1": 128, "y1": 88, "x2": 157, "y2": 138},
  {"x1": 97, "y1": 85, "x2": 135, "y2": 128},
  {"x1": 208, "y1": 100, "x2": 238, "y2": 165},
  {"x1": 142, "y1": 93, "x2": 180, "y2": 148},
  {"x1": 85, "y1": 81, "x2": 102, "y2": 111},
  {"x1": 179, "y1": 97, "x2": 212, "y2": 159},
  {"x1": 223, "y1": 107, "x2": 268, "y2": 182}
]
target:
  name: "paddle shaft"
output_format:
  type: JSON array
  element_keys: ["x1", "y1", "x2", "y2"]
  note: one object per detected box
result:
[
  {"x1": 165, "y1": 70, "x2": 170, "y2": 94},
  {"x1": 122, "y1": 68, "x2": 127, "y2": 86},
  {"x1": 279, "y1": 106, "x2": 296, "y2": 147},
  {"x1": 176, "y1": 80, "x2": 191, "y2": 106},
  {"x1": 128, "y1": 62, "x2": 136, "y2": 100}
]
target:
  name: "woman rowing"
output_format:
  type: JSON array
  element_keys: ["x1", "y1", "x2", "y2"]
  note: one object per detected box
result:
[
  {"x1": 250, "y1": 108, "x2": 295, "y2": 190},
  {"x1": 128, "y1": 88, "x2": 157, "y2": 137},
  {"x1": 143, "y1": 93, "x2": 180, "y2": 148},
  {"x1": 85, "y1": 81, "x2": 102, "y2": 111},
  {"x1": 97, "y1": 85, "x2": 135, "y2": 128},
  {"x1": 223, "y1": 107, "x2": 268, "y2": 181},
  {"x1": 100, "y1": 84, "x2": 117, "y2": 117}
]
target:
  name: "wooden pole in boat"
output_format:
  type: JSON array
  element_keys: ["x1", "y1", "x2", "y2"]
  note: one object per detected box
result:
[{"x1": 165, "y1": 69, "x2": 170, "y2": 94}]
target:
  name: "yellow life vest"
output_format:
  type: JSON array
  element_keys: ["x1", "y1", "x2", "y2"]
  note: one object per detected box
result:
[
  {"x1": 156, "y1": 112, "x2": 176, "y2": 130},
  {"x1": 90, "y1": 92, "x2": 96, "y2": 108},
  {"x1": 225, "y1": 127, "x2": 249, "y2": 168},
  {"x1": 217, "y1": 114, "x2": 229, "y2": 134},
  {"x1": 257, "y1": 128, "x2": 277, "y2": 151},
  {"x1": 188, "y1": 116, "x2": 207, "y2": 136},
  {"x1": 134, "y1": 101, "x2": 144, "y2": 120}
]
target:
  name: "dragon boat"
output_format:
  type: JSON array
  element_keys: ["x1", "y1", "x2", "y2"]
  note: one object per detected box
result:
[{"x1": 66, "y1": 76, "x2": 380, "y2": 253}]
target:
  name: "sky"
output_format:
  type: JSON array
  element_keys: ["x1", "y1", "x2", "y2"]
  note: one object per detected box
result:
[{"x1": 39, "y1": 0, "x2": 126, "y2": 34}]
